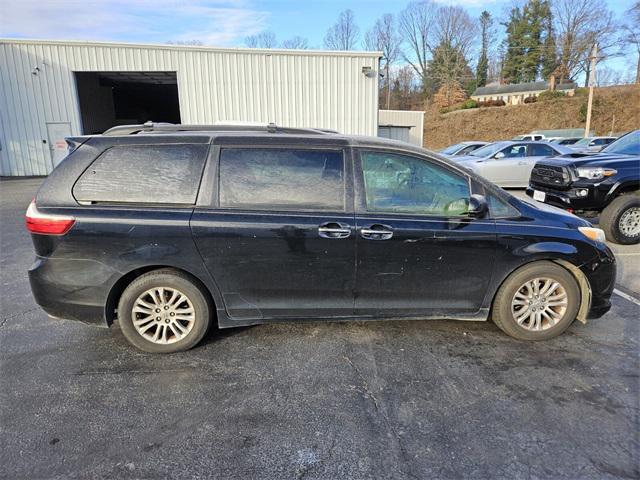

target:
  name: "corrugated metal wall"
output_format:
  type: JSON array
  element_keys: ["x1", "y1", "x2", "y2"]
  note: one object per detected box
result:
[
  {"x1": 378, "y1": 110, "x2": 425, "y2": 147},
  {"x1": 0, "y1": 40, "x2": 380, "y2": 176}
]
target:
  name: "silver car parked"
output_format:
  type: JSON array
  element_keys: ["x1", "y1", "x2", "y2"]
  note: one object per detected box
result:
[
  {"x1": 439, "y1": 141, "x2": 489, "y2": 157},
  {"x1": 451, "y1": 141, "x2": 573, "y2": 188},
  {"x1": 569, "y1": 136, "x2": 617, "y2": 153}
]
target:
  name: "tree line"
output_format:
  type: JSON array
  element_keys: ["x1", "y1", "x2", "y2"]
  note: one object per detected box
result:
[{"x1": 242, "y1": 0, "x2": 640, "y2": 109}]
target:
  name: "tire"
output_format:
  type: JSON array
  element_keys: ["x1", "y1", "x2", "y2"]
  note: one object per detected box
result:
[
  {"x1": 599, "y1": 194, "x2": 640, "y2": 245},
  {"x1": 117, "y1": 269, "x2": 212, "y2": 353},
  {"x1": 491, "y1": 261, "x2": 580, "y2": 341}
]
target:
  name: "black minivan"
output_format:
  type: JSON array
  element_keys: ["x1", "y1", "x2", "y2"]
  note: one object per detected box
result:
[{"x1": 27, "y1": 123, "x2": 616, "y2": 353}]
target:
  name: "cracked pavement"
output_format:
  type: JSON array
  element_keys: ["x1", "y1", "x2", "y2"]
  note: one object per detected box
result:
[{"x1": 1, "y1": 178, "x2": 638, "y2": 479}]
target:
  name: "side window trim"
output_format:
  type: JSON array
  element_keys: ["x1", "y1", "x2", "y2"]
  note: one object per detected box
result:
[
  {"x1": 195, "y1": 144, "x2": 220, "y2": 208},
  {"x1": 353, "y1": 148, "x2": 474, "y2": 218},
  {"x1": 212, "y1": 145, "x2": 349, "y2": 213}
]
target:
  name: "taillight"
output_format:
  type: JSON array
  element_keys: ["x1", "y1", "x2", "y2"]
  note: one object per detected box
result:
[{"x1": 25, "y1": 200, "x2": 75, "y2": 235}]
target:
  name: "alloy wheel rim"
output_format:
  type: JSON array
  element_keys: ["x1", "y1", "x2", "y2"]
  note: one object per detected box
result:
[
  {"x1": 132, "y1": 287, "x2": 195, "y2": 344},
  {"x1": 511, "y1": 278, "x2": 568, "y2": 331},
  {"x1": 619, "y1": 207, "x2": 640, "y2": 238}
]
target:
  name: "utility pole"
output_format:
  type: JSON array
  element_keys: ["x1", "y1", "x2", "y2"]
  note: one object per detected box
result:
[{"x1": 584, "y1": 43, "x2": 598, "y2": 138}]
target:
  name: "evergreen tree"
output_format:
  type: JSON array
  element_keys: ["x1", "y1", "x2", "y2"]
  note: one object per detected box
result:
[
  {"x1": 501, "y1": 7, "x2": 526, "y2": 83},
  {"x1": 476, "y1": 11, "x2": 492, "y2": 87},
  {"x1": 521, "y1": 0, "x2": 545, "y2": 82},
  {"x1": 502, "y1": 0, "x2": 557, "y2": 84},
  {"x1": 426, "y1": 41, "x2": 474, "y2": 96},
  {"x1": 540, "y1": 1, "x2": 558, "y2": 79}
]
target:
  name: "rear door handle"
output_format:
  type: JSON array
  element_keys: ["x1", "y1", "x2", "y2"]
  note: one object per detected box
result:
[
  {"x1": 360, "y1": 224, "x2": 393, "y2": 240},
  {"x1": 318, "y1": 222, "x2": 351, "y2": 239}
]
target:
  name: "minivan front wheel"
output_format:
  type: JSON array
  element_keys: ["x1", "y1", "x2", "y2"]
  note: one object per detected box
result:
[
  {"x1": 117, "y1": 269, "x2": 211, "y2": 353},
  {"x1": 492, "y1": 262, "x2": 580, "y2": 341}
]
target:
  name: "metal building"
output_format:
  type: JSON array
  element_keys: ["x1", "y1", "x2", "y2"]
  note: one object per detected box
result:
[
  {"x1": 0, "y1": 39, "x2": 381, "y2": 176},
  {"x1": 378, "y1": 110, "x2": 425, "y2": 147}
]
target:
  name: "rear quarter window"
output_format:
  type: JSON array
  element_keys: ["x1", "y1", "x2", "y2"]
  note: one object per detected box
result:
[{"x1": 73, "y1": 144, "x2": 208, "y2": 204}]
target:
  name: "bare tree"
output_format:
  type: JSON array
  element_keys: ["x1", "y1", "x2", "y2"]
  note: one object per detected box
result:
[
  {"x1": 553, "y1": 0, "x2": 618, "y2": 85},
  {"x1": 166, "y1": 40, "x2": 204, "y2": 46},
  {"x1": 399, "y1": 0, "x2": 438, "y2": 92},
  {"x1": 399, "y1": 2, "x2": 476, "y2": 94},
  {"x1": 595, "y1": 66, "x2": 624, "y2": 86},
  {"x1": 393, "y1": 65, "x2": 417, "y2": 109},
  {"x1": 281, "y1": 36, "x2": 309, "y2": 50},
  {"x1": 245, "y1": 32, "x2": 277, "y2": 49},
  {"x1": 621, "y1": 1, "x2": 640, "y2": 83},
  {"x1": 365, "y1": 14, "x2": 401, "y2": 108},
  {"x1": 324, "y1": 9, "x2": 360, "y2": 50},
  {"x1": 429, "y1": 5, "x2": 477, "y2": 91}
]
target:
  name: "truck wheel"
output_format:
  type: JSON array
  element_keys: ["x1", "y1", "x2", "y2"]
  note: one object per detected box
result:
[
  {"x1": 491, "y1": 261, "x2": 580, "y2": 341},
  {"x1": 600, "y1": 194, "x2": 640, "y2": 245},
  {"x1": 117, "y1": 269, "x2": 212, "y2": 353}
]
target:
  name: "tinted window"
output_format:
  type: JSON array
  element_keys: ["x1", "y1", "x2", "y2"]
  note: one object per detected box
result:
[
  {"x1": 440, "y1": 143, "x2": 464, "y2": 155},
  {"x1": 529, "y1": 144, "x2": 555, "y2": 157},
  {"x1": 360, "y1": 151, "x2": 470, "y2": 216},
  {"x1": 602, "y1": 131, "x2": 639, "y2": 155},
  {"x1": 219, "y1": 148, "x2": 344, "y2": 210},
  {"x1": 487, "y1": 192, "x2": 520, "y2": 218},
  {"x1": 471, "y1": 142, "x2": 508, "y2": 157},
  {"x1": 501, "y1": 145, "x2": 527, "y2": 158},
  {"x1": 459, "y1": 145, "x2": 479, "y2": 155},
  {"x1": 74, "y1": 144, "x2": 208, "y2": 204}
]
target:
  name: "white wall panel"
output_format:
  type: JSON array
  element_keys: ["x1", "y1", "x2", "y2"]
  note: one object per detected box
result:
[
  {"x1": 378, "y1": 110, "x2": 425, "y2": 147},
  {"x1": 0, "y1": 39, "x2": 380, "y2": 176}
]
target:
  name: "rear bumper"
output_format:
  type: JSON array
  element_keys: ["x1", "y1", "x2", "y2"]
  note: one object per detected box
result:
[{"x1": 28, "y1": 256, "x2": 116, "y2": 327}]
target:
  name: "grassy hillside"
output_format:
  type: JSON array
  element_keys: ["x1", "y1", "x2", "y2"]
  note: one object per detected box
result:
[{"x1": 423, "y1": 84, "x2": 640, "y2": 149}]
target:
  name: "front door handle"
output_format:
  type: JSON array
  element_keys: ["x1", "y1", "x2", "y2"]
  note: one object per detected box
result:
[
  {"x1": 318, "y1": 222, "x2": 351, "y2": 239},
  {"x1": 360, "y1": 224, "x2": 393, "y2": 240}
]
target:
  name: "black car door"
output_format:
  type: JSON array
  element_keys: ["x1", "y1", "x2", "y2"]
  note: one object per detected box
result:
[
  {"x1": 353, "y1": 149, "x2": 497, "y2": 318},
  {"x1": 191, "y1": 144, "x2": 356, "y2": 321}
]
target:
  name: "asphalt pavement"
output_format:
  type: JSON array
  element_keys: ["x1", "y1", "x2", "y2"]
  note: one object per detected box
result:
[{"x1": 1, "y1": 178, "x2": 638, "y2": 479}]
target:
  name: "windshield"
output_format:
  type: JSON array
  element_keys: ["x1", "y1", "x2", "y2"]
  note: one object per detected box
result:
[
  {"x1": 601, "y1": 131, "x2": 640, "y2": 155},
  {"x1": 574, "y1": 138, "x2": 591, "y2": 146},
  {"x1": 440, "y1": 143, "x2": 465, "y2": 155},
  {"x1": 470, "y1": 142, "x2": 507, "y2": 157}
]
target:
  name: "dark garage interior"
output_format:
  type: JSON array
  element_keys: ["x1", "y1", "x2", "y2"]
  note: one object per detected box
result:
[{"x1": 74, "y1": 71, "x2": 181, "y2": 134}]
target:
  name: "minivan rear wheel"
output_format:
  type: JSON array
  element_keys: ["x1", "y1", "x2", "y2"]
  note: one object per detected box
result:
[
  {"x1": 491, "y1": 262, "x2": 580, "y2": 341},
  {"x1": 117, "y1": 269, "x2": 211, "y2": 353}
]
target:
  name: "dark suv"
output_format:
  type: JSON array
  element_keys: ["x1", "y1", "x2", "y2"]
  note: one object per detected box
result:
[
  {"x1": 528, "y1": 130, "x2": 640, "y2": 244},
  {"x1": 27, "y1": 123, "x2": 616, "y2": 353}
]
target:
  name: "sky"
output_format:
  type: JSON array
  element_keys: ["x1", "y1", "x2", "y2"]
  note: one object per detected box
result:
[{"x1": 0, "y1": 0, "x2": 636, "y2": 80}]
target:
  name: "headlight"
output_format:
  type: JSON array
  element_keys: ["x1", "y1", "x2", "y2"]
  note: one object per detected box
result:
[
  {"x1": 576, "y1": 167, "x2": 617, "y2": 179},
  {"x1": 578, "y1": 226, "x2": 607, "y2": 243}
]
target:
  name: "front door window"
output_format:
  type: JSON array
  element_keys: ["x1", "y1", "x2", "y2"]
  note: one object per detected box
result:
[{"x1": 360, "y1": 151, "x2": 470, "y2": 216}]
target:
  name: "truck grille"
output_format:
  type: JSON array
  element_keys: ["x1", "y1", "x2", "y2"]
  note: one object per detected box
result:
[{"x1": 530, "y1": 164, "x2": 571, "y2": 188}]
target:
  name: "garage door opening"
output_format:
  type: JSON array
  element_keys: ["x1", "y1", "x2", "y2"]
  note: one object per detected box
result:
[{"x1": 74, "y1": 71, "x2": 180, "y2": 134}]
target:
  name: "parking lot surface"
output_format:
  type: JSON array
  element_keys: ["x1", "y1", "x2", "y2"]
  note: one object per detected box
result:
[{"x1": 1, "y1": 178, "x2": 638, "y2": 479}]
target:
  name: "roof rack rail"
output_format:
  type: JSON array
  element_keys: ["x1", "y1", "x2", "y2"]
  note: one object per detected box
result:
[{"x1": 102, "y1": 121, "x2": 338, "y2": 136}]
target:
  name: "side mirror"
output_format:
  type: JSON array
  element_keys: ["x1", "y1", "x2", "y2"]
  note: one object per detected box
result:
[
  {"x1": 468, "y1": 194, "x2": 488, "y2": 217},
  {"x1": 494, "y1": 151, "x2": 505, "y2": 159}
]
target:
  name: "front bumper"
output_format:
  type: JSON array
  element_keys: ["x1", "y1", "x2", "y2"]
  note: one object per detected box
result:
[
  {"x1": 526, "y1": 183, "x2": 610, "y2": 212},
  {"x1": 580, "y1": 247, "x2": 616, "y2": 319}
]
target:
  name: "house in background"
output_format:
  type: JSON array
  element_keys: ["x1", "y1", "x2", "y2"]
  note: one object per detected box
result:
[{"x1": 471, "y1": 80, "x2": 576, "y2": 106}]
